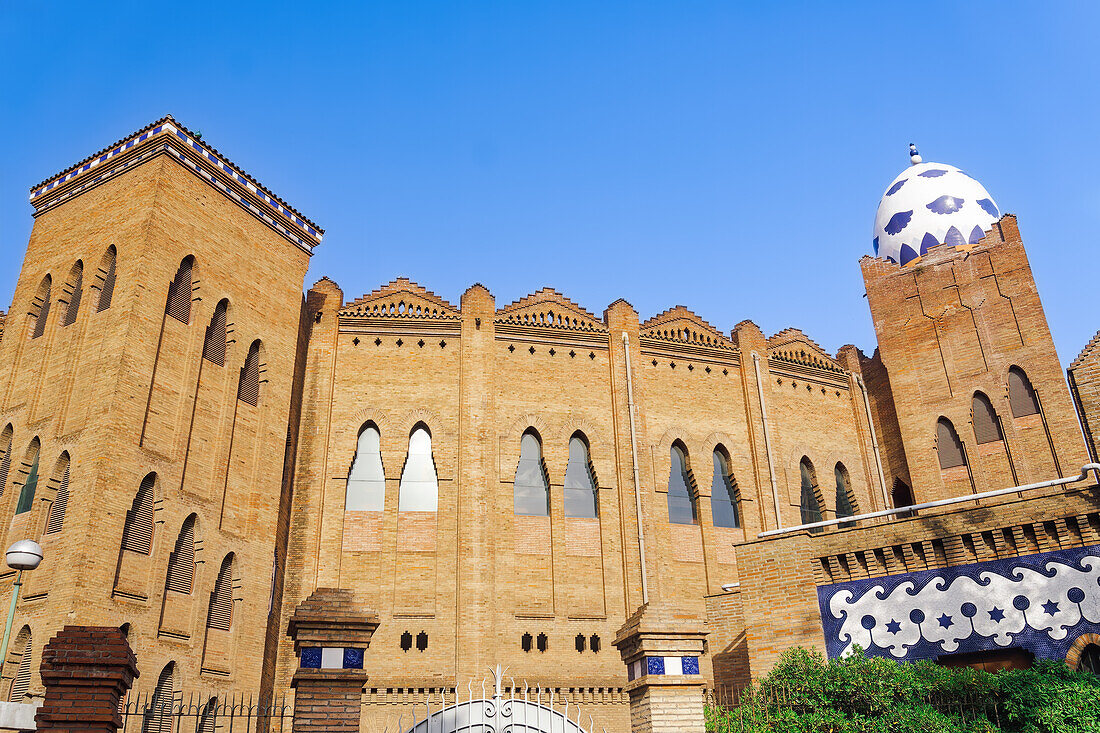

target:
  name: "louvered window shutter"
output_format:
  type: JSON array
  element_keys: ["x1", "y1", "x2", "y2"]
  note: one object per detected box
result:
[
  {"x1": 237, "y1": 346, "x2": 260, "y2": 406},
  {"x1": 97, "y1": 252, "x2": 116, "y2": 312},
  {"x1": 62, "y1": 268, "x2": 82, "y2": 326},
  {"x1": 1008, "y1": 369, "x2": 1040, "y2": 417},
  {"x1": 8, "y1": 636, "x2": 31, "y2": 702},
  {"x1": 165, "y1": 521, "x2": 195, "y2": 594},
  {"x1": 32, "y1": 284, "x2": 51, "y2": 339},
  {"x1": 45, "y1": 465, "x2": 69, "y2": 534},
  {"x1": 122, "y1": 477, "x2": 155, "y2": 554},
  {"x1": 165, "y1": 260, "x2": 192, "y2": 323},
  {"x1": 937, "y1": 419, "x2": 967, "y2": 469},
  {"x1": 202, "y1": 302, "x2": 227, "y2": 366},
  {"x1": 972, "y1": 394, "x2": 1003, "y2": 444},
  {"x1": 148, "y1": 664, "x2": 175, "y2": 733},
  {"x1": 0, "y1": 439, "x2": 11, "y2": 498},
  {"x1": 15, "y1": 454, "x2": 39, "y2": 515},
  {"x1": 207, "y1": 557, "x2": 233, "y2": 631}
]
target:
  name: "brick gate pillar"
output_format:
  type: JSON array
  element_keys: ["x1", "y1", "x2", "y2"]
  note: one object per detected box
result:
[
  {"x1": 614, "y1": 604, "x2": 708, "y2": 733},
  {"x1": 287, "y1": 588, "x2": 379, "y2": 733},
  {"x1": 34, "y1": 626, "x2": 138, "y2": 733}
]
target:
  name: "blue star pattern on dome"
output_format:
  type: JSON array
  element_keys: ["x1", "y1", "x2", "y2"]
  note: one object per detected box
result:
[
  {"x1": 873, "y1": 151, "x2": 1001, "y2": 266},
  {"x1": 818, "y1": 545, "x2": 1100, "y2": 663}
]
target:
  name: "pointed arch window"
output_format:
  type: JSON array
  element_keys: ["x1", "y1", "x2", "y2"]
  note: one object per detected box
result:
[
  {"x1": 15, "y1": 442, "x2": 40, "y2": 515},
  {"x1": 972, "y1": 392, "x2": 1003, "y2": 444},
  {"x1": 667, "y1": 443, "x2": 698, "y2": 525},
  {"x1": 710, "y1": 448, "x2": 740, "y2": 528},
  {"x1": 146, "y1": 662, "x2": 176, "y2": 733},
  {"x1": 31, "y1": 276, "x2": 51, "y2": 339},
  {"x1": 164, "y1": 516, "x2": 197, "y2": 595},
  {"x1": 0, "y1": 427, "x2": 12, "y2": 498},
  {"x1": 202, "y1": 300, "x2": 229, "y2": 366},
  {"x1": 95, "y1": 246, "x2": 117, "y2": 313},
  {"x1": 121, "y1": 473, "x2": 157, "y2": 554},
  {"x1": 937, "y1": 417, "x2": 967, "y2": 469},
  {"x1": 799, "y1": 458, "x2": 823, "y2": 531},
  {"x1": 61, "y1": 261, "x2": 83, "y2": 327},
  {"x1": 237, "y1": 341, "x2": 261, "y2": 406},
  {"x1": 45, "y1": 457, "x2": 70, "y2": 534},
  {"x1": 834, "y1": 463, "x2": 856, "y2": 528},
  {"x1": 892, "y1": 478, "x2": 914, "y2": 509},
  {"x1": 563, "y1": 433, "x2": 598, "y2": 518},
  {"x1": 206, "y1": 554, "x2": 234, "y2": 631},
  {"x1": 166, "y1": 257, "x2": 194, "y2": 323},
  {"x1": 346, "y1": 424, "x2": 385, "y2": 511},
  {"x1": 514, "y1": 430, "x2": 550, "y2": 516},
  {"x1": 398, "y1": 425, "x2": 438, "y2": 512},
  {"x1": 1008, "y1": 367, "x2": 1040, "y2": 417},
  {"x1": 7, "y1": 628, "x2": 31, "y2": 702}
]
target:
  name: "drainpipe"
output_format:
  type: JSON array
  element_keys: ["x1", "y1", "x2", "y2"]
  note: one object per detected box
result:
[
  {"x1": 622, "y1": 333, "x2": 649, "y2": 605},
  {"x1": 752, "y1": 353, "x2": 782, "y2": 530},
  {"x1": 855, "y1": 375, "x2": 890, "y2": 510}
]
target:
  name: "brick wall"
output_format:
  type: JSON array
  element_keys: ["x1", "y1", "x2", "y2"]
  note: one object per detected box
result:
[{"x1": 1068, "y1": 331, "x2": 1100, "y2": 463}]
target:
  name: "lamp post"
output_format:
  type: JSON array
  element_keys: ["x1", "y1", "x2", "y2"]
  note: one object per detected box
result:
[{"x1": 0, "y1": 540, "x2": 43, "y2": 669}]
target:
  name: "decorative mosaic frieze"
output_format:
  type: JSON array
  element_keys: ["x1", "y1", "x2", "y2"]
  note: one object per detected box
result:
[
  {"x1": 626, "y1": 655, "x2": 701, "y2": 680},
  {"x1": 299, "y1": 646, "x2": 365, "y2": 670}
]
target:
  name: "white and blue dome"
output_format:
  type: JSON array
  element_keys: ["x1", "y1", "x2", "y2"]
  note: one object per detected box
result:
[{"x1": 873, "y1": 150, "x2": 1000, "y2": 266}]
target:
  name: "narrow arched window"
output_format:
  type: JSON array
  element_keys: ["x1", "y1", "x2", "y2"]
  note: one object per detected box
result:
[
  {"x1": 15, "y1": 441, "x2": 40, "y2": 515},
  {"x1": 164, "y1": 516, "x2": 197, "y2": 595},
  {"x1": 563, "y1": 433, "x2": 598, "y2": 518},
  {"x1": 61, "y1": 261, "x2": 83, "y2": 327},
  {"x1": 0, "y1": 426, "x2": 12, "y2": 498},
  {"x1": 95, "y1": 246, "x2": 117, "y2": 312},
  {"x1": 1008, "y1": 367, "x2": 1040, "y2": 417},
  {"x1": 30, "y1": 276, "x2": 51, "y2": 339},
  {"x1": 165, "y1": 257, "x2": 194, "y2": 323},
  {"x1": 514, "y1": 430, "x2": 549, "y2": 516},
  {"x1": 121, "y1": 473, "x2": 157, "y2": 554},
  {"x1": 147, "y1": 662, "x2": 176, "y2": 733},
  {"x1": 202, "y1": 300, "x2": 229, "y2": 366},
  {"x1": 667, "y1": 443, "x2": 698, "y2": 525},
  {"x1": 398, "y1": 425, "x2": 438, "y2": 512},
  {"x1": 937, "y1": 417, "x2": 967, "y2": 469},
  {"x1": 199, "y1": 698, "x2": 218, "y2": 733},
  {"x1": 835, "y1": 463, "x2": 855, "y2": 527},
  {"x1": 206, "y1": 554, "x2": 234, "y2": 631},
  {"x1": 799, "y1": 458, "x2": 823, "y2": 530},
  {"x1": 7, "y1": 627, "x2": 31, "y2": 702},
  {"x1": 237, "y1": 340, "x2": 261, "y2": 406},
  {"x1": 710, "y1": 448, "x2": 739, "y2": 528},
  {"x1": 892, "y1": 478, "x2": 914, "y2": 509},
  {"x1": 346, "y1": 424, "x2": 385, "y2": 511},
  {"x1": 44, "y1": 456, "x2": 70, "y2": 534},
  {"x1": 972, "y1": 392, "x2": 1003, "y2": 444}
]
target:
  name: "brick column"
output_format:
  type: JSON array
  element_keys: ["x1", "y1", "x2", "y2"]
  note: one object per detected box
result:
[
  {"x1": 614, "y1": 603, "x2": 708, "y2": 733},
  {"x1": 287, "y1": 588, "x2": 378, "y2": 733},
  {"x1": 34, "y1": 626, "x2": 138, "y2": 733}
]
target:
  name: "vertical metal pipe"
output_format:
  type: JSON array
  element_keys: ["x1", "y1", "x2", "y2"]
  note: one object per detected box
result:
[
  {"x1": 855, "y1": 375, "x2": 890, "y2": 510},
  {"x1": 0, "y1": 569, "x2": 24, "y2": 675},
  {"x1": 621, "y1": 333, "x2": 649, "y2": 605},
  {"x1": 752, "y1": 354, "x2": 782, "y2": 529}
]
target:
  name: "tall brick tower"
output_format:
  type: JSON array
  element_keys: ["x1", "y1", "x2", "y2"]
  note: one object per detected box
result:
[
  {"x1": 860, "y1": 148, "x2": 1087, "y2": 504},
  {"x1": 0, "y1": 117, "x2": 320, "y2": 697}
]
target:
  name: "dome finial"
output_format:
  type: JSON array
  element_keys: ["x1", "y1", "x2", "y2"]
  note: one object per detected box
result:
[{"x1": 909, "y1": 143, "x2": 922, "y2": 165}]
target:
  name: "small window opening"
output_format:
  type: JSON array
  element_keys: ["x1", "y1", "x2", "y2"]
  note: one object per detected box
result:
[
  {"x1": 536, "y1": 633, "x2": 548, "y2": 652},
  {"x1": 416, "y1": 631, "x2": 428, "y2": 651},
  {"x1": 400, "y1": 631, "x2": 412, "y2": 652},
  {"x1": 590, "y1": 634, "x2": 601, "y2": 653},
  {"x1": 574, "y1": 634, "x2": 586, "y2": 653},
  {"x1": 521, "y1": 633, "x2": 532, "y2": 652}
]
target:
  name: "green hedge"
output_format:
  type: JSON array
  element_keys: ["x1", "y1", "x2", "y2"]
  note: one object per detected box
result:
[{"x1": 705, "y1": 647, "x2": 1100, "y2": 733}]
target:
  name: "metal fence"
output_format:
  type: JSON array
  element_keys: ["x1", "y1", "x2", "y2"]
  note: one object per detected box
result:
[{"x1": 119, "y1": 692, "x2": 292, "y2": 733}]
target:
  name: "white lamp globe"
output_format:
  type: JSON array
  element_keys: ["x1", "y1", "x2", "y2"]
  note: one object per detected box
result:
[{"x1": 5, "y1": 540, "x2": 43, "y2": 571}]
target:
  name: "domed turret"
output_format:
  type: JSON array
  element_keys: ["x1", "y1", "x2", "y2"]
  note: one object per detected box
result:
[{"x1": 873, "y1": 145, "x2": 1000, "y2": 266}]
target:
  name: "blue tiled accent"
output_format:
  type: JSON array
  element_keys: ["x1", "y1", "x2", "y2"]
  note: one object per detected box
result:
[
  {"x1": 681, "y1": 656, "x2": 700, "y2": 675},
  {"x1": 300, "y1": 647, "x2": 322, "y2": 669},
  {"x1": 646, "y1": 656, "x2": 665, "y2": 675},
  {"x1": 343, "y1": 647, "x2": 364, "y2": 669}
]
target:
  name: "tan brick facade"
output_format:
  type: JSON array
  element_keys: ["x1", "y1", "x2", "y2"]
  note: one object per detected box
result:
[{"x1": 1069, "y1": 331, "x2": 1100, "y2": 462}]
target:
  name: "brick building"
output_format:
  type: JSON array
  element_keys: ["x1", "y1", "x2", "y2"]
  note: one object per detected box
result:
[{"x1": 0, "y1": 121, "x2": 1095, "y2": 731}]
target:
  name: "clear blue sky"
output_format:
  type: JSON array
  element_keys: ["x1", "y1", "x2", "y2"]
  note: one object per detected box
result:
[{"x1": 1, "y1": 2, "x2": 1095, "y2": 364}]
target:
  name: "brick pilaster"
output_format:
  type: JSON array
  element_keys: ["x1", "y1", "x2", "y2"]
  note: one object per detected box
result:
[{"x1": 34, "y1": 626, "x2": 138, "y2": 733}]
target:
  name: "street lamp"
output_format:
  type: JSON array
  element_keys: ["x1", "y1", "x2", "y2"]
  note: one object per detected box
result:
[{"x1": 0, "y1": 540, "x2": 43, "y2": 668}]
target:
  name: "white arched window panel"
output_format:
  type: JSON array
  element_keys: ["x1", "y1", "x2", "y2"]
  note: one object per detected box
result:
[
  {"x1": 514, "y1": 432, "x2": 549, "y2": 516},
  {"x1": 563, "y1": 435, "x2": 598, "y2": 518},
  {"x1": 398, "y1": 427, "x2": 438, "y2": 512},
  {"x1": 345, "y1": 425, "x2": 385, "y2": 511}
]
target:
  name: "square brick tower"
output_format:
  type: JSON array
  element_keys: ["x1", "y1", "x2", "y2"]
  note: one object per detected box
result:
[
  {"x1": 861, "y1": 217, "x2": 1087, "y2": 504},
  {"x1": 0, "y1": 117, "x2": 320, "y2": 697}
]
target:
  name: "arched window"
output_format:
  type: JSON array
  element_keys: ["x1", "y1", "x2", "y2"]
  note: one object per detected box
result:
[
  {"x1": 398, "y1": 425, "x2": 438, "y2": 512},
  {"x1": 514, "y1": 430, "x2": 549, "y2": 516},
  {"x1": 202, "y1": 300, "x2": 229, "y2": 366},
  {"x1": 892, "y1": 478, "x2": 914, "y2": 509},
  {"x1": 937, "y1": 417, "x2": 967, "y2": 469},
  {"x1": 7, "y1": 627, "x2": 31, "y2": 702},
  {"x1": 44, "y1": 453, "x2": 71, "y2": 534},
  {"x1": 0, "y1": 426, "x2": 12, "y2": 498},
  {"x1": 972, "y1": 392, "x2": 1003, "y2": 444},
  {"x1": 121, "y1": 473, "x2": 157, "y2": 554},
  {"x1": 199, "y1": 698, "x2": 218, "y2": 733},
  {"x1": 1078, "y1": 644, "x2": 1100, "y2": 675},
  {"x1": 94, "y1": 245, "x2": 117, "y2": 313},
  {"x1": 799, "y1": 458, "x2": 823, "y2": 530},
  {"x1": 30, "y1": 276, "x2": 51, "y2": 339},
  {"x1": 165, "y1": 257, "x2": 194, "y2": 323},
  {"x1": 1008, "y1": 367, "x2": 1040, "y2": 417},
  {"x1": 60, "y1": 261, "x2": 83, "y2": 327},
  {"x1": 710, "y1": 447, "x2": 739, "y2": 528},
  {"x1": 164, "y1": 515, "x2": 197, "y2": 595},
  {"x1": 346, "y1": 423, "x2": 385, "y2": 511},
  {"x1": 206, "y1": 554, "x2": 234, "y2": 631},
  {"x1": 237, "y1": 340, "x2": 261, "y2": 406},
  {"x1": 834, "y1": 463, "x2": 856, "y2": 527},
  {"x1": 15, "y1": 440, "x2": 40, "y2": 515},
  {"x1": 667, "y1": 442, "x2": 698, "y2": 525},
  {"x1": 147, "y1": 662, "x2": 176, "y2": 733},
  {"x1": 563, "y1": 432, "x2": 598, "y2": 518}
]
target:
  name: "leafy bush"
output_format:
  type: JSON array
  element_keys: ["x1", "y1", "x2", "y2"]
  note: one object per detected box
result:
[{"x1": 706, "y1": 647, "x2": 1100, "y2": 733}]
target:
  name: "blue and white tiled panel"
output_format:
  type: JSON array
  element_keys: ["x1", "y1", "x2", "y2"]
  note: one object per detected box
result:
[
  {"x1": 817, "y1": 545, "x2": 1100, "y2": 663},
  {"x1": 627, "y1": 656, "x2": 701, "y2": 680},
  {"x1": 299, "y1": 646, "x2": 365, "y2": 670}
]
